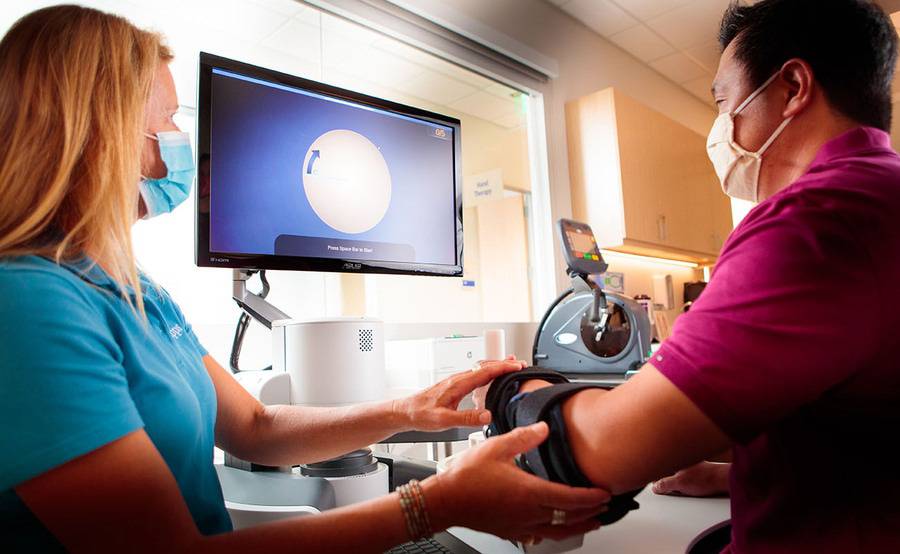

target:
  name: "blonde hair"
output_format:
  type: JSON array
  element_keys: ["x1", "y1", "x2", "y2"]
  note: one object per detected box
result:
[{"x1": 0, "y1": 5, "x2": 173, "y2": 313}]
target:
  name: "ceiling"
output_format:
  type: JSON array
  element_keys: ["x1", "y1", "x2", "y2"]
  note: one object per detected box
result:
[
  {"x1": 547, "y1": 0, "x2": 900, "y2": 107},
  {"x1": 546, "y1": 0, "x2": 730, "y2": 106}
]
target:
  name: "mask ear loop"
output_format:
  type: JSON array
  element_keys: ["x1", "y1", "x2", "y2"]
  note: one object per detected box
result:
[
  {"x1": 733, "y1": 72, "x2": 781, "y2": 116},
  {"x1": 731, "y1": 72, "x2": 791, "y2": 157},
  {"x1": 755, "y1": 115, "x2": 793, "y2": 157},
  {"x1": 141, "y1": 132, "x2": 161, "y2": 180}
]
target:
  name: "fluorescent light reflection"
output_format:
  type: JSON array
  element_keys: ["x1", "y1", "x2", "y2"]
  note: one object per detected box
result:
[{"x1": 600, "y1": 250, "x2": 700, "y2": 269}]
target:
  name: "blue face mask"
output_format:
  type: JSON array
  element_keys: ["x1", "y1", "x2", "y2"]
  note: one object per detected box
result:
[{"x1": 140, "y1": 130, "x2": 195, "y2": 218}]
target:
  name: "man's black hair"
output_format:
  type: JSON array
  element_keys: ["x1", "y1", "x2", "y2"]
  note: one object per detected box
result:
[{"x1": 719, "y1": 0, "x2": 897, "y2": 131}]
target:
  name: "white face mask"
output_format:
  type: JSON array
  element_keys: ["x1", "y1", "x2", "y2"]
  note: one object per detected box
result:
[{"x1": 706, "y1": 73, "x2": 793, "y2": 202}]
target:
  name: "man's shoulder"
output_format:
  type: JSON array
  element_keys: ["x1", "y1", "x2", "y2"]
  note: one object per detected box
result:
[
  {"x1": 793, "y1": 147, "x2": 900, "y2": 207},
  {"x1": 746, "y1": 152, "x2": 899, "y2": 235}
]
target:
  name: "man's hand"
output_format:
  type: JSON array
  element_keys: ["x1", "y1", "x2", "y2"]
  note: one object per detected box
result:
[
  {"x1": 396, "y1": 358, "x2": 526, "y2": 431},
  {"x1": 652, "y1": 461, "x2": 731, "y2": 497}
]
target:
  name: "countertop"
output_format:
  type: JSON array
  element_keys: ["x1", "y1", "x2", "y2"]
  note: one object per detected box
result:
[{"x1": 452, "y1": 488, "x2": 730, "y2": 554}]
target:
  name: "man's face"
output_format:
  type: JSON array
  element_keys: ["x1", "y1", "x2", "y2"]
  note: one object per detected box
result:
[
  {"x1": 712, "y1": 41, "x2": 786, "y2": 155},
  {"x1": 711, "y1": 40, "x2": 801, "y2": 200}
]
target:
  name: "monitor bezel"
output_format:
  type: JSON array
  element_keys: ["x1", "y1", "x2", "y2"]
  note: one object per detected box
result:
[{"x1": 195, "y1": 52, "x2": 464, "y2": 277}]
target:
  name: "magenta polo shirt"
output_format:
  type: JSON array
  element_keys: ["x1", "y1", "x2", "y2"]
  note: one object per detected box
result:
[{"x1": 654, "y1": 126, "x2": 900, "y2": 553}]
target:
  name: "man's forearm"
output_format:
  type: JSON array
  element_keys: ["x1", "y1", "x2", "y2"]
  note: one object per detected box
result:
[{"x1": 242, "y1": 400, "x2": 410, "y2": 466}]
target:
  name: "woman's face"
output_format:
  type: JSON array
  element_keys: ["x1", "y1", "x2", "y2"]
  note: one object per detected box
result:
[{"x1": 141, "y1": 64, "x2": 180, "y2": 180}]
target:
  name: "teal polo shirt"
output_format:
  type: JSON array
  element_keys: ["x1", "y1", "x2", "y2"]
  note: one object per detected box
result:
[{"x1": 0, "y1": 255, "x2": 231, "y2": 549}]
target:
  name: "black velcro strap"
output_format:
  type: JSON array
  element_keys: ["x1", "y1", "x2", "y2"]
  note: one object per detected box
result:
[
  {"x1": 515, "y1": 383, "x2": 645, "y2": 526},
  {"x1": 485, "y1": 367, "x2": 569, "y2": 435},
  {"x1": 515, "y1": 384, "x2": 601, "y2": 482}
]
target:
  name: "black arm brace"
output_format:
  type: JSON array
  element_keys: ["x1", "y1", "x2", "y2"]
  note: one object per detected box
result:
[{"x1": 485, "y1": 368, "x2": 643, "y2": 525}]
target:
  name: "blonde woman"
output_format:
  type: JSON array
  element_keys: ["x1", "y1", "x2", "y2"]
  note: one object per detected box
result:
[{"x1": 0, "y1": 5, "x2": 609, "y2": 553}]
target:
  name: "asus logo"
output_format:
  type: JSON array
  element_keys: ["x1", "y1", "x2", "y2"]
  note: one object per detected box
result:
[
  {"x1": 343, "y1": 262, "x2": 362, "y2": 271},
  {"x1": 210, "y1": 257, "x2": 230, "y2": 263}
]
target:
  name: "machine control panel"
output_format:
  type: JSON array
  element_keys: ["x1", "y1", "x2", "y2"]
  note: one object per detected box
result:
[{"x1": 558, "y1": 219, "x2": 609, "y2": 276}]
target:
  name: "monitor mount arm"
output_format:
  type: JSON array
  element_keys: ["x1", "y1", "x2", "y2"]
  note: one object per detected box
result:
[
  {"x1": 232, "y1": 269, "x2": 290, "y2": 329},
  {"x1": 569, "y1": 269, "x2": 610, "y2": 343}
]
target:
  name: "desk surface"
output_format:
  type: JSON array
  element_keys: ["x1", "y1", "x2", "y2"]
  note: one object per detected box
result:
[
  {"x1": 454, "y1": 489, "x2": 730, "y2": 554},
  {"x1": 576, "y1": 489, "x2": 730, "y2": 553}
]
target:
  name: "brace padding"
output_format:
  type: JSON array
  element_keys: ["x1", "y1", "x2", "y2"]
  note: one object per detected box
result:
[
  {"x1": 514, "y1": 382, "x2": 646, "y2": 526},
  {"x1": 484, "y1": 367, "x2": 569, "y2": 435},
  {"x1": 515, "y1": 383, "x2": 602, "y2": 481}
]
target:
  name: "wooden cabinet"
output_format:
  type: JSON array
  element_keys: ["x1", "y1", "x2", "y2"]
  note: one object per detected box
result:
[{"x1": 565, "y1": 88, "x2": 732, "y2": 263}]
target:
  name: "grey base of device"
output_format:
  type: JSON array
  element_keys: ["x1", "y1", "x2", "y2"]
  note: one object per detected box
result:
[
  {"x1": 216, "y1": 448, "x2": 390, "y2": 531},
  {"x1": 215, "y1": 464, "x2": 335, "y2": 528},
  {"x1": 218, "y1": 451, "x2": 577, "y2": 553},
  {"x1": 534, "y1": 289, "x2": 652, "y2": 378}
]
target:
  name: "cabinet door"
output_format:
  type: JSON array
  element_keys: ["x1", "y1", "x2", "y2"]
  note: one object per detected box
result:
[{"x1": 613, "y1": 91, "x2": 724, "y2": 257}]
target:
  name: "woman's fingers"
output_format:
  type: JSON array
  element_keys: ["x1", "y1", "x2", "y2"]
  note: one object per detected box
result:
[
  {"x1": 523, "y1": 473, "x2": 611, "y2": 510},
  {"x1": 486, "y1": 422, "x2": 549, "y2": 458},
  {"x1": 453, "y1": 360, "x2": 524, "y2": 391},
  {"x1": 430, "y1": 408, "x2": 491, "y2": 429}
]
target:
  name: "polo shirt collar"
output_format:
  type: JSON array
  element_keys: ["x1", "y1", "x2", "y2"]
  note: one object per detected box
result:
[
  {"x1": 809, "y1": 126, "x2": 892, "y2": 170},
  {"x1": 60, "y1": 257, "x2": 120, "y2": 291}
]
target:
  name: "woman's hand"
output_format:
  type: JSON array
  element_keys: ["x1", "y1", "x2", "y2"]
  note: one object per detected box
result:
[
  {"x1": 394, "y1": 358, "x2": 526, "y2": 431},
  {"x1": 471, "y1": 355, "x2": 526, "y2": 412},
  {"x1": 423, "y1": 422, "x2": 611, "y2": 542}
]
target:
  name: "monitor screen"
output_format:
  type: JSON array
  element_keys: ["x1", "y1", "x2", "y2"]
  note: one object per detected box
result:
[{"x1": 196, "y1": 53, "x2": 463, "y2": 276}]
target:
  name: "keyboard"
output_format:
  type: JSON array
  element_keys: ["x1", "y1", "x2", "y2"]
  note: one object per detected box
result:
[
  {"x1": 386, "y1": 536, "x2": 452, "y2": 554},
  {"x1": 385, "y1": 531, "x2": 480, "y2": 554}
]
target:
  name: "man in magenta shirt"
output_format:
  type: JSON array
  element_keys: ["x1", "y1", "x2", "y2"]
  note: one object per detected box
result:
[{"x1": 498, "y1": 0, "x2": 900, "y2": 552}]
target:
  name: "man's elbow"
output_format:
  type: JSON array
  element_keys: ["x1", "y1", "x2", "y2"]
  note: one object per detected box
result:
[
  {"x1": 572, "y1": 433, "x2": 654, "y2": 495},
  {"x1": 562, "y1": 392, "x2": 662, "y2": 494}
]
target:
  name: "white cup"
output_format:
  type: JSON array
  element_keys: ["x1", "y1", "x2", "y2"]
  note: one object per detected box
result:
[{"x1": 484, "y1": 329, "x2": 506, "y2": 360}]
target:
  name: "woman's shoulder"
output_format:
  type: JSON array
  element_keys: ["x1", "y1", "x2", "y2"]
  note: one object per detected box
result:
[{"x1": 0, "y1": 255, "x2": 100, "y2": 312}]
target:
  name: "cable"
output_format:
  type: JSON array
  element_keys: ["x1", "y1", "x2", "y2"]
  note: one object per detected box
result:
[
  {"x1": 229, "y1": 270, "x2": 273, "y2": 374},
  {"x1": 532, "y1": 286, "x2": 574, "y2": 365}
]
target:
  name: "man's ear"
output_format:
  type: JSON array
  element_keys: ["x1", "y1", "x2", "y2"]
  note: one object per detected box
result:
[{"x1": 779, "y1": 58, "x2": 814, "y2": 119}]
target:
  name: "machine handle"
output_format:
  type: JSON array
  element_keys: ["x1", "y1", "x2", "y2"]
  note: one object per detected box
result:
[
  {"x1": 590, "y1": 288, "x2": 603, "y2": 324},
  {"x1": 590, "y1": 288, "x2": 610, "y2": 341}
]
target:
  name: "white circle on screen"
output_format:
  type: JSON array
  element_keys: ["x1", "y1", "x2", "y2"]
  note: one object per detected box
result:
[{"x1": 302, "y1": 129, "x2": 392, "y2": 235}]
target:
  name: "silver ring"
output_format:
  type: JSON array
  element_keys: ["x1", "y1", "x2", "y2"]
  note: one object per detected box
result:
[{"x1": 551, "y1": 509, "x2": 566, "y2": 526}]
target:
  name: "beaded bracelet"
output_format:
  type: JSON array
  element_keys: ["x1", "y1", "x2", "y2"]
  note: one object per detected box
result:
[{"x1": 396, "y1": 479, "x2": 433, "y2": 541}]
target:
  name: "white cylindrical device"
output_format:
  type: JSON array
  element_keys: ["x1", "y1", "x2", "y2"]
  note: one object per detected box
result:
[
  {"x1": 272, "y1": 317, "x2": 385, "y2": 407},
  {"x1": 484, "y1": 328, "x2": 506, "y2": 360},
  {"x1": 320, "y1": 464, "x2": 389, "y2": 507},
  {"x1": 299, "y1": 448, "x2": 389, "y2": 508}
]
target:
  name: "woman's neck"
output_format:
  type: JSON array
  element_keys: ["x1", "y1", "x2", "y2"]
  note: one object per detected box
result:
[{"x1": 84, "y1": 246, "x2": 114, "y2": 275}]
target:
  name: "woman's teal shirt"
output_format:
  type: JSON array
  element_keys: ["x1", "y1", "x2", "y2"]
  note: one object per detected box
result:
[{"x1": 0, "y1": 256, "x2": 231, "y2": 549}]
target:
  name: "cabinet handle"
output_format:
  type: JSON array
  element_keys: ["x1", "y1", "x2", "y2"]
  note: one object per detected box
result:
[{"x1": 657, "y1": 215, "x2": 667, "y2": 241}]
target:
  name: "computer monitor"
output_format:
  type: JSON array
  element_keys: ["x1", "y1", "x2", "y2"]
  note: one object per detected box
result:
[{"x1": 196, "y1": 52, "x2": 463, "y2": 277}]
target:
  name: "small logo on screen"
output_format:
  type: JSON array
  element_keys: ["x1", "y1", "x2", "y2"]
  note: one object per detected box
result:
[
  {"x1": 210, "y1": 257, "x2": 231, "y2": 263},
  {"x1": 434, "y1": 128, "x2": 447, "y2": 138},
  {"x1": 343, "y1": 262, "x2": 362, "y2": 270}
]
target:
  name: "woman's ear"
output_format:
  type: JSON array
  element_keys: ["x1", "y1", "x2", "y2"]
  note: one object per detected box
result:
[{"x1": 779, "y1": 58, "x2": 814, "y2": 119}]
